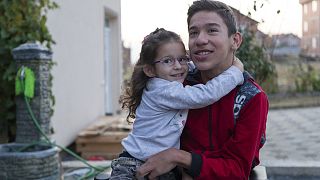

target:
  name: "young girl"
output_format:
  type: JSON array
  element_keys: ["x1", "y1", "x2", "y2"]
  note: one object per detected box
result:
[{"x1": 109, "y1": 28, "x2": 243, "y2": 179}]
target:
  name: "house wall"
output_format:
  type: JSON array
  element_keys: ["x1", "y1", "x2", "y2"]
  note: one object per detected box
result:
[
  {"x1": 46, "y1": 0, "x2": 122, "y2": 147},
  {"x1": 300, "y1": 0, "x2": 320, "y2": 57}
]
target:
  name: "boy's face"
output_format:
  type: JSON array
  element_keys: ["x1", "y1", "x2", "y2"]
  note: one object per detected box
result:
[
  {"x1": 188, "y1": 11, "x2": 236, "y2": 73},
  {"x1": 152, "y1": 42, "x2": 189, "y2": 83}
]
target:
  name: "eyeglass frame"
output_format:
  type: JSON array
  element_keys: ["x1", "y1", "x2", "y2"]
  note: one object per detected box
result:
[{"x1": 153, "y1": 55, "x2": 190, "y2": 66}]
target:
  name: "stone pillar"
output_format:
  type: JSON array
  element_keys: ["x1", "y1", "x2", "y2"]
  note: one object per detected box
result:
[{"x1": 12, "y1": 42, "x2": 53, "y2": 143}]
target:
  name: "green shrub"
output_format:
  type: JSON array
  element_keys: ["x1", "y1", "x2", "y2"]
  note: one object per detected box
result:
[
  {"x1": 293, "y1": 63, "x2": 320, "y2": 93},
  {"x1": 310, "y1": 69, "x2": 320, "y2": 91},
  {"x1": 0, "y1": 0, "x2": 58, "y2": 142}
]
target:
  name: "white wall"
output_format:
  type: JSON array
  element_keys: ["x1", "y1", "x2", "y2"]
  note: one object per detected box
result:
[{"x1": 46, "y1": 0, "x2": 122, "y2": 147}]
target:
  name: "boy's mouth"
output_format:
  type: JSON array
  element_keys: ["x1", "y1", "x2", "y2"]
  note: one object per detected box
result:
[{"x1": 195, "y1": 50, "x2": 212, "y2": 55}]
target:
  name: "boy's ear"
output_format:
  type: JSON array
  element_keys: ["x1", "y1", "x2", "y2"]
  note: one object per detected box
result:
[
  {"x1": 143, "y1": 64, "x2": 156, "y2": 77},
  {"x1": 231, "y1": 32, "x2": 242, "y2": 50}
]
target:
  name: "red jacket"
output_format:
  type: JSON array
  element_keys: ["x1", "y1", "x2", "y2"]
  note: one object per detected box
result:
[{"x1": 181, "y1": 71, "x2": 268, "y2": 180}]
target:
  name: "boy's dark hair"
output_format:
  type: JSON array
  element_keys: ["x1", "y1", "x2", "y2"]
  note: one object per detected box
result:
[
  {"x1": 120, "y1": 28, "x2": 185, "y2": 123},
  {"x1": 187, "y1": 0, "x2": 237, "y2": 36}
]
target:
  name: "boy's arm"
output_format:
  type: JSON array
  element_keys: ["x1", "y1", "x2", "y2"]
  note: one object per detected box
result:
[
  {"x1": 155, "y1": 66, "x2": 244, "y2": 110},
  {"x1": 137, "y1": 92, "x2": 268, "y2": 179}
]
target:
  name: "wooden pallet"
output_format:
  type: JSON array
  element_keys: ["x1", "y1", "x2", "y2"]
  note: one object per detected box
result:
[{"x1": 76, "y1": 116, "x2": 132, "y2": 160}]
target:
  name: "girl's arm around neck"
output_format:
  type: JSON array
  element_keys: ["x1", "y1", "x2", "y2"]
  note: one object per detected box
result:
[{"x1": 153, "y1": 66, "x2": 243, "y2": 110}]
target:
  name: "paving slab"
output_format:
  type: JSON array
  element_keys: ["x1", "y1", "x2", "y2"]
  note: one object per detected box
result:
[{"x1": 260, "y1": 106, "x2": 320, "y2": 176}]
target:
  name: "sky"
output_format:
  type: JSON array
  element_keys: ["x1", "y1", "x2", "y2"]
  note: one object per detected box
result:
[{"x1": 121, "y1": 0, "x2": 302, "y2": 63}]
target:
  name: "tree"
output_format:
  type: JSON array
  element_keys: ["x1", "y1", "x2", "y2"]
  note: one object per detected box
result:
[
  {"x1": 0, "y1": 0, "x2": 58, "y2": 142},
  {"x1": 236, "y1": 28, "x2": 277, "y2": 93}
]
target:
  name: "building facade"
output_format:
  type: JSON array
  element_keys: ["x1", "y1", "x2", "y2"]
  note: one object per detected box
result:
[
  {"x1": 300, "y1": 0, "x2": 320, "y2": 57},
  {"x1": 46, "y1": 0, "x2": 123, "y2": 146},
  {"x1": 231, "y1": 7, "x2": 259, "y2": 33}
]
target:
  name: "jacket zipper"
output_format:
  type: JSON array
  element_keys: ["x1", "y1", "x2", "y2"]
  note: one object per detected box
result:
[{"x1": 208, "y1": 105, "x2": 214, "y2": 151}]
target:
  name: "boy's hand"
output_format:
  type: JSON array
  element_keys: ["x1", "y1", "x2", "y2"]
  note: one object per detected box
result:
[
  {"x1": 136, "y1": 148, "x2": 178, "y2": 179},
  {"x1": 233, "y1": 57, "x2": 244, "y2": 72}
]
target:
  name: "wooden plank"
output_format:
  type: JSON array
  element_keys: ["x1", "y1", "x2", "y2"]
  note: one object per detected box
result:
[
  {"x1": 81, "y1": 152, "x2": 119, "y2": 160},
  {"x1": 75, "y1": 115, "x2": 132, "y2": 160},
  {"x1": 76, "y1": 143, "x2": 123, "y2": 153},
  {"x1": 76, "y1": 131, "x2": 129, "y2": 143},
  {"x1": 78, "y1": 116, "x2": 132, "y2": 137}
]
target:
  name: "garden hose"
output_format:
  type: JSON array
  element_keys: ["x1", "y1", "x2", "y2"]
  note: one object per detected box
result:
[{"x1": 16, "y1": 66, "x2": 110, "y2": 179}]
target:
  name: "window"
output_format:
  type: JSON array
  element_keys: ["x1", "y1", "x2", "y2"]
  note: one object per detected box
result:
[
  {"x1": 312, "y1": 0, "x2": 317, "y2": 12},
  {"x1": 304, "y1": 21, "x2": 308, "y2": 32},
  {"x1": 304, "y1": 4, "x2": 308, "y2": 14},
  {"x1": 312, "y1": 37, "x2": 317, "y2": 49}
]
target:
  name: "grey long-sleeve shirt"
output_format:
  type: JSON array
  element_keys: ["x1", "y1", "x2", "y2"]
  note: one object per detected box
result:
[{"x1": 122, "y1": 66, "x2": 243, "y2": 161}]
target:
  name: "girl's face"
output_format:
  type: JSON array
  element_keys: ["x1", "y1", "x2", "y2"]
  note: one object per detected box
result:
[{"x1": 153, "y1": 42, "x2": 189, "y2": 83}]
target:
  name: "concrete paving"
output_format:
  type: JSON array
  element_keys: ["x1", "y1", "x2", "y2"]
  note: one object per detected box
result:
[{"x1": 260, "y1": 106, "x2": 320, "y2": 176}]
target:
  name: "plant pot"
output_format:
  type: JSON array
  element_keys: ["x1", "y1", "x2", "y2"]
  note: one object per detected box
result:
[{"x1": 0, "y1": 143, "x2": 61, "y2": 180}]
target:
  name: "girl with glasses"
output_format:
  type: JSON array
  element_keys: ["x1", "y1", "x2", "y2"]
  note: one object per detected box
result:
[{"x1": 109, "y1": 28, "x2": 244, "y2": 179}]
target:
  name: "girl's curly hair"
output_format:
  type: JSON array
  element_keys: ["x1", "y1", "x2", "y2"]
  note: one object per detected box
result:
[{"x1": 119, "y1": 28, "x2": 185, "y2": 123}]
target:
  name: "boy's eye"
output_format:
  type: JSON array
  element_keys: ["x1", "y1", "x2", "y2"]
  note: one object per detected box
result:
[
  {"x1": 208, "y1": 28, "x2": 218, "y2": 33},
  {"x1": 189, "y1": 32, "x2": 197, "y2": 37},
  {"x1": 189, "y1": 30, "x2": 198, "y2": 37}
]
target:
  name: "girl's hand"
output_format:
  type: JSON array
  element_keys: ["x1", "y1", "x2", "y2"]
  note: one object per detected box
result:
[{"x1": 233, "y1": 57, "x2": 244, "y2": 72}]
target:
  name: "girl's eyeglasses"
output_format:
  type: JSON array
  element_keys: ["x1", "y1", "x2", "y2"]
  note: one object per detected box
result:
[{"x1": 153, "y1": 56, "x2": 190, "y2": 66}]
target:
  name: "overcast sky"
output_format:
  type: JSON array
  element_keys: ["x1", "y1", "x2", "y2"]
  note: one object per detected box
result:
[{"x1": 121, "y1": 0, "x2": 302, "y2": 62}]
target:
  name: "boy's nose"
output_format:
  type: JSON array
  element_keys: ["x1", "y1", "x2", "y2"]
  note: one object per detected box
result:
[{"x1": 196, "y1": 31, "x2": 209, "y2": 45}]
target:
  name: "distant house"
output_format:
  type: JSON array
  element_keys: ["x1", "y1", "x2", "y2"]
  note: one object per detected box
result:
[
  {"x1": 231, "y1": 6, "x2": 301, "y2": 58},
  {"x1": 269, "y1": 34, "x2": 301, "y2": 57},
  {"x1": 300, "y1": 0, "x2": 320, "y2": 58},
  {"x1": 230, "y1": 7, "x2": 267, "y2": 46},
  {"x1": 46, "y1": 0, "x2": 123, "y2": 147},
  {"x1": 231, "y1": 7, "x2": 259, "y2": 32}
]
